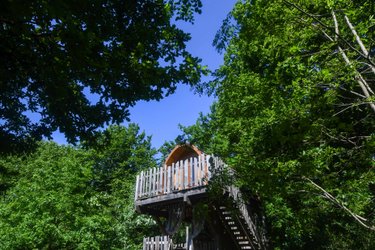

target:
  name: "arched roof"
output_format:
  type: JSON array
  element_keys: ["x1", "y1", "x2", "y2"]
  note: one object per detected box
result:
[{"x1": 164, "y1": 143, "x2": 202, "y2": 166}]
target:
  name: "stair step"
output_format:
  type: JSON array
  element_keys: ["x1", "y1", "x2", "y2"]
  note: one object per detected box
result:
[
  {"x1": 236, "y1": 236, "x2": 246, "y2": 240},
  {"x1": 239, "y1": 241, "x2": 250, "y2": 244}
]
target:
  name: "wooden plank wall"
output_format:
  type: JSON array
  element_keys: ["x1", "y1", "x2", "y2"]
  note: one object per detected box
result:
[{"x1": 135, "y1": 154, "x2": 215, "y2": 201}]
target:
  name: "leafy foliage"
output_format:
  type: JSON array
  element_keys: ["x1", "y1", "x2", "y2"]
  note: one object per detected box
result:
[
  {"x1": 182, "y1": 0, "x2": 375, "y2": 248},
  {"x1": 0, "y1": 0, "x2": 205, "y2": 152},
  {"x1": 0, "y1": 125, "x2": 158, "y2": 249}
]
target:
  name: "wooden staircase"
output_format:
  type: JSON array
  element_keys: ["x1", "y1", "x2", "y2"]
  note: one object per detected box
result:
[
  {"x1": 216, "y1": 205, "x2": 253, "y2": 249},
  {"x1": 213, "y1": 184, "x2": 266, "y2": 250}
]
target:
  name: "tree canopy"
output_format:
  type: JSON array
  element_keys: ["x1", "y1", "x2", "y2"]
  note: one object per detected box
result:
[
  {"x1": 0, "y1": 0, "x2": 204, "y2": 152},
  {"x1": 0, "y1": 124, "x2": 158, "y2": 249},
  {"x1": 182, "y1": 0, "x2": 375, "y2": 248}
]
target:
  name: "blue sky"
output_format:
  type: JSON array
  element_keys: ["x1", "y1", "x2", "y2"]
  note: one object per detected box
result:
[
  {"x1": 53, "y1": 0, "x2": 237, "y2": 148},
  {"x1": 126, "y1": 0, "x2": 236, "y2": 149}
]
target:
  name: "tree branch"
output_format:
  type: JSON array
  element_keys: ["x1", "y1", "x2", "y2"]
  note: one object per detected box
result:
[
  {"x1": 303, "y1": 176, "x2": 375, "y2": 231},
  {"x1": 331, "y1": 10, "x2": 375, "y2": 112},
  {"x1": 343, "y1": 14, "x2": 375, "y2": 74},
  {"x1": 282, "y1": 0, "x2": 370, "y2": 64}
]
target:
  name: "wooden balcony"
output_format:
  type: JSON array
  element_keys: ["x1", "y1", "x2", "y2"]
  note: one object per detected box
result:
[
  {"x1": 135, "y1": 144, "x2": 266, "y2": 249},
  {"x1": 135, "y1": 154, "x2": 213, "y2": 209}
]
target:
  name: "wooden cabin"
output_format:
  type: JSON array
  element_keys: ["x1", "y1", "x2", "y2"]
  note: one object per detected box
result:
[{"x1": 134, "y1": 144, "x2": 266, "y2": 250}]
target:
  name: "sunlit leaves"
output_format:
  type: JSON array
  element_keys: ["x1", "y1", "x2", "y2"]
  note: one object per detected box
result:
[
  {"x1": 183, "y1": 0, "x2": 375, "y2": 248},
  {"x1": 0, "y1": 125, "x2": 158, "y2": 248}
]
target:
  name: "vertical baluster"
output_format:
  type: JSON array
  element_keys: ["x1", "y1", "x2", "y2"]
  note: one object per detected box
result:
[
  {"x1": 206, "y1": 154, "x2": 210, "y2": 182},
  {"x1": 189, "y1": 157, "x2": 192, "y2": 187},
  {"x1": 197, "y1": 155, "x2": 201, "y2": 186},
  {"x1": 144, "y1": 170, "x2": 148, "y2": 197},
  {"x1": 154, "y1": 167, "x2": 158, "y2": 196},
  {"x1": 143, "y1": 237, "x2": 147, "y2": 250},
  {"x1": 179, "y1": 160, "x2": 181, "y2": 190},
  {"x1": 194, "y1": 157, "x2": 198, "y2": 187},
  {"x1": 163, "y1": 165, "x2": 168, "y2": 194},
  {"x1": 149, "y1": 169, "x2": 152, "y2": 196},
  {"x1": 172, "y1": 163, "x2": 176, "y2": 191},
  {"x1": 148, "y1": 169, "x2": 152, "y2": 197},
  {"x1": 135, "y1": 174, "x2": 140, "y2": 201},
  {"x1": 139, "y1": 171, "x2": 144, "y2": 197},
  {"x1": 155, "y1": 167, "x2": 159, "y2": 195},
  {"x1": 147, "y1": 170, "x2": 150, "y2": 196},
  {"x1": 183, "y1": 159, "x2": 187, "y2": 189},
  {"x1": 159, "y1": 166, "x2": 163, "y2": 194},
  {"x1": 152, "y1": 168, "x2": 155, "y2": 196},
  {"x1": 160, "y1": 166, "x2": 163, "y2": 195},
  {"x1": 152, "y1": 168, "x2": 158, "y2": 195},
  {"x1": 167, "y1": 165, "x2": 171, "y2": 193},
  {"x1": 176, "y1": 161, "x2": 180, "y2": 190},
  {"x1": 180, "y1": 160, "x2": 184, "y2": 190},
  {"x1": 155, "y1": 236, "x2": 159, "y2": 250},
  {"x1": 201, "y1": 154, "x2": 205, "y2": 185},
  {"x1": 154, "y1": 168, "x2": 158, "y2": 195},
  {"x1": 176, "y1": 161, "x2": 179, "y2": 190}
]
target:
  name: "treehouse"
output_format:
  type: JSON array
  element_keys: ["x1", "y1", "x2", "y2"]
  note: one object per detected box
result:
[{"x1": 134, "y1": 143, "x2": 267, "y2": 250}]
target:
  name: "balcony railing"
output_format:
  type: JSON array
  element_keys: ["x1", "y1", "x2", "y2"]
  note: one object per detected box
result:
[
  {"x1": 143, "y1": 235, "x2": 215, "y2": 250},
  {"x1": 135, "y1": 154, "x2": 212, "y2": 201}
]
